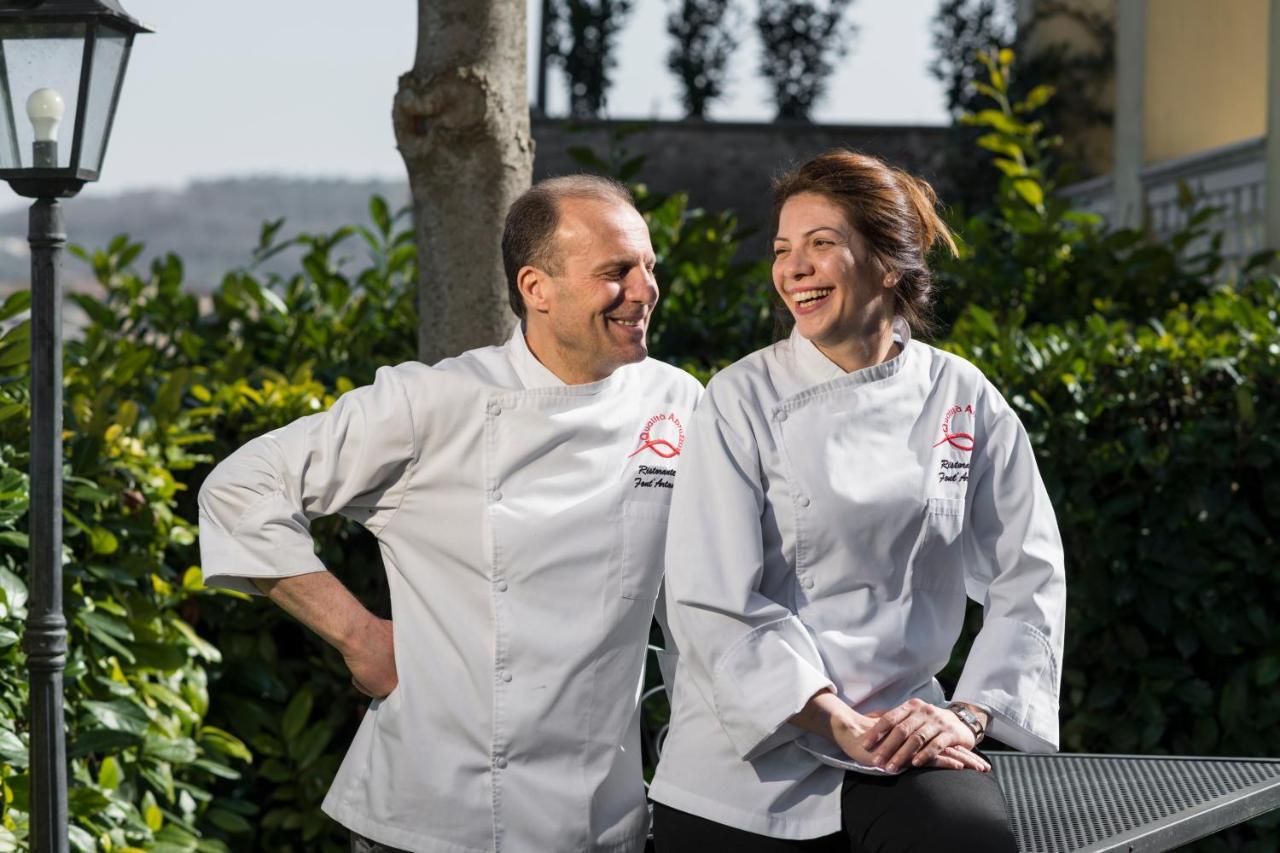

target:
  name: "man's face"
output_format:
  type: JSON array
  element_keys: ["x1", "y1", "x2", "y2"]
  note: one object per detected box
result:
[{"x1": 527, "y1": 196, "x2": 659, "y2": 383}]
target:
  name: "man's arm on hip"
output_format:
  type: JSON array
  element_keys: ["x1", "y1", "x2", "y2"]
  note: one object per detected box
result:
[{"x1": 254, "y1": 573, "x2": 398, "y2": 699}]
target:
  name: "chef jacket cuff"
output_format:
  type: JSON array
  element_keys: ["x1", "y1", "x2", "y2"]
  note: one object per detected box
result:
[
  {"x1": 711, "y1": 615, "x2": 835, "y2": 761},
  {"x1": 953, "y1": 616, "x2": 1060, "y2": 753},
  {"x1": 198, "y1": 493, "x2": 329, "y2": 596},
  {"x1": 199, "y1": 531, "x2": 327, "y2": 595}
]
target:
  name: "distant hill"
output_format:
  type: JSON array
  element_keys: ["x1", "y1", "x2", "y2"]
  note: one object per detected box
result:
[
  {"x1": 0, "y1": 176, "x2": 410, "y2": 295},
  {"x1": 0, "y1": 120, "x2": 951, "y2": 297}
]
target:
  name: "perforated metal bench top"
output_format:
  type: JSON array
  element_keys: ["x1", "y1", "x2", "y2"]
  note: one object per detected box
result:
[{"x1": 989, "y1": 752, "x2": 1280, "y2": 852}]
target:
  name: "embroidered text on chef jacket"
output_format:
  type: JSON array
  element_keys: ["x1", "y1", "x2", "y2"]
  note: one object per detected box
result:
[
  {"x1": 199, "y1": 326, "x2": 702, "y2": 853},
  {"x1": 649, "y1": 320, "x2": 1065, "y2": 840}
]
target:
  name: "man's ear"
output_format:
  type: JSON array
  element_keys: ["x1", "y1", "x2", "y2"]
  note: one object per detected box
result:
[{"x1": 517, "y1": 265, "x2": 552, "y2": 315}]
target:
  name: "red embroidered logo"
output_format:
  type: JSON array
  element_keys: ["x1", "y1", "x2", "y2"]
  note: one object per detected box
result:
[
  {"x1": 933, "y1": 404, "x2": 975, "y2": 452},
  {"x1": 629, "y1": 412, "x2": 685, "y2": 459}
]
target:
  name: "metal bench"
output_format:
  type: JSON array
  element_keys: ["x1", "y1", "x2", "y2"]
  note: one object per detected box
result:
[{"x1": 992, "y1": 752, "x2": 1280, "y2": 852}]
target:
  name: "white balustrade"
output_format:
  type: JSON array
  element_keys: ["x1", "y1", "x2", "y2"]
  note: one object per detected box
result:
[{"x1": 1060, "y1": 136, "x2": 1267, "y2": 272}]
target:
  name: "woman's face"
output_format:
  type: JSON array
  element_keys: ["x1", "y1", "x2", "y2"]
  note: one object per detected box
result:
[{"x1": 772, "y1": 192, "x2": 896, "y2": 347}]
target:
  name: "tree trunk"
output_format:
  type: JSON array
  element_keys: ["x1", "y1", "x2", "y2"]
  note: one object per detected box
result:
[{"x1": 395, "y1": 1, "x2": 534, "y2": 364}]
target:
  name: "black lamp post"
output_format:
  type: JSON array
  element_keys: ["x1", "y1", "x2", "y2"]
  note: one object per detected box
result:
[{"x1": 0, "y1": 2, "x2": 149, "y2": 851}]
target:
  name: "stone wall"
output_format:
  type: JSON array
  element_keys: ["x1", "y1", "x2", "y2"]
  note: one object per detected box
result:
[{"x1": 531, "y1": 118, "x2": 954, "y2": 233}]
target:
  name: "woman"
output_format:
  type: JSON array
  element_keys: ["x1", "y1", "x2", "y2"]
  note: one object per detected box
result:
[{"x1": 648, "y1": 150, "x2": 1065, "y2": 852}]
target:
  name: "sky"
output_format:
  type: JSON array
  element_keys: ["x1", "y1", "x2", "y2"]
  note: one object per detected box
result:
[{"x1": 4, "y1": 0, "x2": 948, "y2": 201}]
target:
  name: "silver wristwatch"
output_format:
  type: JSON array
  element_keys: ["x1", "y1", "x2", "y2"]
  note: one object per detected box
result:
[{"x1": 947, "y1": 702, "x2": 985, "y2": 744}]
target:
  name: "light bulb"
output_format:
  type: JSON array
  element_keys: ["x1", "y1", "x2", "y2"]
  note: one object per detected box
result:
[{"x1": 26, "y1": 88, "x2": 65, "y2": 143}]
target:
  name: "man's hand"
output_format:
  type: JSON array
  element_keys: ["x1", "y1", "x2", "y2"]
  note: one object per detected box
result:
[
  {"x1": 253, "y1": 574, "x2": 399, "y2": 699},
  {"x1": 862, "y1": 697, "x2": 990, "y2": 772},
  {"x1": 342, "y1": 613, "x2": 398, "y2": 699}
]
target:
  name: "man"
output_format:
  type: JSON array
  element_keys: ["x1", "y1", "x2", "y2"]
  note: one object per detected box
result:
[{"x1": 198, "y1": 175, "x2": 702, "y2": 853}]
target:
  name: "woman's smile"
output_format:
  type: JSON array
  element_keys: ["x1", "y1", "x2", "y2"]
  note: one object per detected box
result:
[{"x1": 788, "y1": 287, "x2": 835, "y2": 313}]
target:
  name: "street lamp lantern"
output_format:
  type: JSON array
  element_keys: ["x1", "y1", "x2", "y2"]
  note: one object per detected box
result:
[
  {"x1": 0, "y1": 0, "x2": 150, "y2": 198},
  {"x1": 0, "y1": 2, "x2": 149, "y2": 851}
]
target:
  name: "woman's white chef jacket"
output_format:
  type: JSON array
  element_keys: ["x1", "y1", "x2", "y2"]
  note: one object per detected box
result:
[
  {"x1": 648, "y1": 320, "x2": 1065, "y2": 840},
  {"x1": 198, "y1": 326, "x2": 702, "y2": 853}
]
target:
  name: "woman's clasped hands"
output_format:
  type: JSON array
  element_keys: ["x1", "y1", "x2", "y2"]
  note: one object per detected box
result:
[
  {"x1": 860, "y1": 697, "x2": 990, "y2": 774},
  {"x1": 794, "y1": 691, "x2": 989, "y2": 774}
]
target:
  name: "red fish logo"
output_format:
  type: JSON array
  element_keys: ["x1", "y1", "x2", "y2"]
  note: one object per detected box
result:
[
  {"x1": 629, "y1": 412, "x2": 685, "y2": 459},
  {"x1": 933, "y1": 404, "x2": 975, "y2": 452}
]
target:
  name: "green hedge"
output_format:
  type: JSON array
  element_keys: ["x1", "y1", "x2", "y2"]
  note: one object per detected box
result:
[
  {"x1": 0, "y1": 52, "x2": 1275, "y2": 851},
  {"x1": 0, "y1": 205, "x2": 419, "y2": 851},
  {"x1": 0, "y1": 252, "x2": 253, "y2": 850}
]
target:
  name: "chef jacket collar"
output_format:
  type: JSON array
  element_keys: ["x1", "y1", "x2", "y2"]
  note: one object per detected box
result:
[
  {"x1": 506, "y1": 322, "x2": 624, "y2": 395},
  {"x1": 790, "y1": 316, "x2": 912, "y2": 388}
]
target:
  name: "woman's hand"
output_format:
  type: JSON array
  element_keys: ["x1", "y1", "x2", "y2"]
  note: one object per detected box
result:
[
  {"x1": 922, "y1": 744, "x2": 990, "y2": 772},
  {"x1": 827, "y1": 707, "x2": 880, "y2": 766},
  {"x1": 830, "y1": 713, "x2": 988, "y2": 772},
  {"x1": 790, "y1": 690, "x2": 878, "y2": 764},
  {"x1": 791, "y1": 692, "x2": 989, "y2": 772},
  {"x1": 862, "y1": 698, "x2": 989, "y2": 773}
]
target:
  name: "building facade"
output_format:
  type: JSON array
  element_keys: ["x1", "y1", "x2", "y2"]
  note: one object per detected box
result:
[{"x1": 1042, "y1": 0, "x2": 1279, "y2": 265}]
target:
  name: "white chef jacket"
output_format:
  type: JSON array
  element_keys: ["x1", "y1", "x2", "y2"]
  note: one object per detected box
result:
[
  {"x1": 648, "y1": 320, "x2": 1065, "y2": 839},
  {"x1": 197, "y1": 325, "x2": 702, "y2": 853}
]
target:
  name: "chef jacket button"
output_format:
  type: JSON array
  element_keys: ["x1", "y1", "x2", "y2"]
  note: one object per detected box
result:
[
  {"x1": 491, "y1": 490, "x2": 503, "y2": 502},
  {"x1": 799, "y1": 495, "x2": 811, "y2": 508},
  {"x1": 500, "y1": 671, "x2": 512, "y2": 683},
  {"x1": 496, "y1": 580, "x2": 508, "y2": 592},
  {"x1": 488, "y1": 402, "x2": 502, "y2": 416},
  {"x1": 494, "y1": 756, "x2": 508, "y2": 769},
  {"x1": 776, "y1": 411, "x2": 788, "y2": 423},
  {"x1": 801, "y1": 577, "x2": 815, "y2": 589}
]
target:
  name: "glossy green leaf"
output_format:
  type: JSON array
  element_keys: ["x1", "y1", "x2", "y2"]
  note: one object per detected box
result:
[
  {"x1": 143, "y1": 790, "x2": 164, "y2": 831},
  {"x1": 189, "y1": 757, "x2": 240, "y2": 780},
  {"x1": 1012, "y1": 178, "x2": 1045, "y2": 208},
  {"x1": 81, "y1": 609, "x2": 133, "y2": 641},
  {"x1": 88, "y1": 526, "x2": 119, "y2": 555},
  {"x1": 67, "y1": 824, "x2": 96, "y2": 853},
  {"x1": 198, "y1": 727, "x2": 252, "y2": 763},
  {"x1": 0, "y1": 291, "x2": 30, "y2": 322},
  {"x1": 144, "y1": 734, "x2": 199, "y2": 764},
  {"x1": 69, "y1": 727, "x2": 143, "y2": 758},
  {"x1": 0, "y1": 728, "x2": 27, "y2": 766},
  {"x1": 98, "y1": 755, "x2": 124, "y2": 790},
  {"x1": 82, "y1": 700, "x2": 150, "y2": 736},
  {"x1": 281, "y1": 687, "x2": 313, "y2": 741},
  {"x1": 369, "y1": 195, "x2": 392, "y2": 237},
  {"x1": 204, "y1": 807, "x2": 252, "y2": 834}
]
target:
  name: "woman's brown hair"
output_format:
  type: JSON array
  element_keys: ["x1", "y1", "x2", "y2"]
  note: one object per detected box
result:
[{"x1": 772, "y1": 149, "x2": 958, "y2": 336}]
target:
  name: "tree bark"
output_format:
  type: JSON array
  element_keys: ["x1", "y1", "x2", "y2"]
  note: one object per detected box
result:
[{"x1": 395, "y1": 1, "x2": 534, "y2": 363}]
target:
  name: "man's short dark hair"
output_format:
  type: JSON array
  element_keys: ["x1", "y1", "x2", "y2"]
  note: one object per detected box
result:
[{"x1": 502, "y1": 175, "x2": 636, "y2": 319}]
